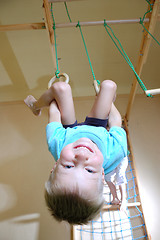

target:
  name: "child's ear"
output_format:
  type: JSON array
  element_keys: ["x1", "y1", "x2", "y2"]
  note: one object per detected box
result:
[
  {"x1": 45, "y1": 181, "x2": 51, "y2": 193},
  {"x1": 50, "y1": 161, "x2": 58, "y2": 173}
]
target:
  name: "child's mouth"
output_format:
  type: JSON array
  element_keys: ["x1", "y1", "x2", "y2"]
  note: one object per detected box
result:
[{"x1": 74, "y1": 145, "x2": 94, "y2": 153}]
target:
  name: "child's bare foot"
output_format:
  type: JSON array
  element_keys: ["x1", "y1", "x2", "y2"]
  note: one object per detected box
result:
[
  {"x1": 111, "y1": 198, "x2": 120, "y2": 205},
  {"x1": 24, "y1": 95, "x2": 41, "y2": 116}
]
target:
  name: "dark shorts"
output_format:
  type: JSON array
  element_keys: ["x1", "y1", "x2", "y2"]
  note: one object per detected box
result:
[{"x1": 63, "y1": 116, "x2": 108, "y2": 129}]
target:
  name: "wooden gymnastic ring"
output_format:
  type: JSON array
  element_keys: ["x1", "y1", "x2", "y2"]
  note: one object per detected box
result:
[
  {"x1": 93, "y1": 79, "x2": 100, "y2": 95},
  {"x1": 48, "y1": 73, "x2": 69, "y2": 89}
]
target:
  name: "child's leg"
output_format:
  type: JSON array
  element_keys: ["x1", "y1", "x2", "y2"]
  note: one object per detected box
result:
[
  {"x1": 107, "y1": 181, "x2": 120, "y2": 205},
  {"x1": 119, "y1": 183, "x2": 127, "y2": 214},
  {"x1": 119, "y1": 183, "x2": 127, "y2": 203},
  {"x1": 88, "y1": 80, "x2": 117, "y2": 120},
  {"x1": 24, "y1": 82, "x2": 76, "y2": 125}
]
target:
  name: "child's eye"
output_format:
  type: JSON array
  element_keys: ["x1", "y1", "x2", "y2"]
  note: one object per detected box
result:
[
  {"x1": 65, "y1": 165, "x2": 73, "y2": 169},
  {"x1": 86, "y1": 169, "x2": 94, "y2": 173}
]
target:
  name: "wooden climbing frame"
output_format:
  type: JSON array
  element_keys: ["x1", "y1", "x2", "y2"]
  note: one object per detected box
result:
[
  {"x1": 125, "y1": 0, "x2": 160, "y2": 122},
  {"x1": 43, "y1": 1, "x2": 159, "y2": 239},
  {"x1": 0, "y1": 0, "x2": 159, "y2": 239}
]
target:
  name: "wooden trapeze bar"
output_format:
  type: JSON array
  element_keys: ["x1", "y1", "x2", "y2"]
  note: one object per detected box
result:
[
  {"x1": 55, "y1": 18, "x2": 149, "y2": 28},
  {"x1": 145, "y1": 88, "x2": 160, "y2": 95},
  {"x1": 0, "y1": 18, "x2": 150, "y2": 32}
]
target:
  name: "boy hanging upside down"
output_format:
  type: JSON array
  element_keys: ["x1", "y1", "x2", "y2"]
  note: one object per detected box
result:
[{"x1": 24, "y1": 79, "x2": 127, "y2": 225}]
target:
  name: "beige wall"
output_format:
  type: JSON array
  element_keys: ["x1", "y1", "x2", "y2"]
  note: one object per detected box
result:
[
  {"x1": 127, "y1": 95, "x2": 160, "y2": 240},
  {"x1": 0, "y1": 95, "x2": 159, "y2": 240}
]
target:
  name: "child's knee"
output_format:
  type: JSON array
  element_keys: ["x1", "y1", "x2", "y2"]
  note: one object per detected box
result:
[
  {"x1": 101, "y1": 80, "x2": 117, "y2": 92},
  {"x1": 51, "y1": 81, "x2": 71, "y2": 95}
]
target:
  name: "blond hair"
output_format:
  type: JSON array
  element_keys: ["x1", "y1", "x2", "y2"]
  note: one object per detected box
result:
[{"x1": 44, "y1": 174, "x2": 104, "y2": 225}]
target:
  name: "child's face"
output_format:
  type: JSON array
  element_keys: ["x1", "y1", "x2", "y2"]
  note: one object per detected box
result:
[{"x1": 53, "y1": 138, "x2": 104, "y2": 200}]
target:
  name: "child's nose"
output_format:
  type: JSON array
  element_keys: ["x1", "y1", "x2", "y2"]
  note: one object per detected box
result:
[{"x1": 74, "y1": 152, "x2": 89, "y2": 161}]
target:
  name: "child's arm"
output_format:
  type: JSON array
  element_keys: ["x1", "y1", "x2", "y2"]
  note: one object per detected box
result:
[
  {"x1": 108, "y1": 103, "x2": 122, "y2": 128},
  {"x1": 48, "y1": 100, "x2": 61, "y2": 123}
]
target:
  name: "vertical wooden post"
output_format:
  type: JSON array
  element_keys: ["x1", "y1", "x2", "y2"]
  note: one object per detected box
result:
[
  {"x1": 70, "y1": 226, "x2": 74, "y2": 240},
  {"x1": 123, "y1": 118, "x2": 152, "y2": 240},
  {"x1": 43, "y1": 0, "x2": 57, "y2": 70},
  {"x1": 71, "y1": 226, "x2": 81, "y2": 240},
  {"x1": 125, "y1": 0, "x2": 159, "y2": 122},
  {"x1": 43, "y1": 0, "x2": 54, "y2": 44},
  {"x1": 142, "y1": 0, "x2": 160, "y2": 64}
]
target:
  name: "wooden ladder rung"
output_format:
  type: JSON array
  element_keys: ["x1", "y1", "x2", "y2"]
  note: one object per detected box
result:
[
  {"x1": 102, "y1": 202, "x2": 141, "y2": 211},
  {"x1": 145, "y1": 88, "x2": 160, "y2": 95}
]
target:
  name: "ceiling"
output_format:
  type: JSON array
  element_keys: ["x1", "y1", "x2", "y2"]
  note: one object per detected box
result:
[{"x1": 0, "y1": 0, "x2": 160, "y2": 102}]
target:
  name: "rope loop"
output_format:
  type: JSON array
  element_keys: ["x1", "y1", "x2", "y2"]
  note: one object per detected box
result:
[
  {"x1": 139, "y1": 0, "x2": 160, "y2": 47},
  {"x1": 104, "y1": 19, "x2": 107, "y2": 27},
  {"x1": 76, "y1": 21, "x2": 80, "y2": 28},
  {"x1": 139, "y1": 17, "x2": 143, "y2": 25},
  {"x1": 55, "y1": 70, "x2": 60, "y2": 78},
  {"x1": 97, "y1": 80, "x2": 101, "y2": 85},
  {"x1": 146, "y1": 93, "x2": 153, "y2": 98},
  {"x1": 52, "y1": 23, "x2": 56, "y2": 30}
]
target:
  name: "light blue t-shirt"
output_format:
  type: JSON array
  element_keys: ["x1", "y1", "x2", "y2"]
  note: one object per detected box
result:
[{"x1": 46, "y1": 122, "x2": 127, "y2": 175}]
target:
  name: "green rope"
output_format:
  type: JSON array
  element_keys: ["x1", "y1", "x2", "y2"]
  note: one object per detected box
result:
[
  {"x1": 64, "y1": 5, "x2": 100, "y2": 88},
  {"x1": 64, "y1": 2, "x2": 72, "y2": 23},
  {"x1": 51, "y1": 3, "x2": 60, "y2": 78},
  {"x1": 140, "y1": 21, "x2": 160, "y2": 46},
  {"x1": 103, "y1": 20, "x2": 152, "y2": 97},
  {"x1": 140, "y1": 0, "x2": 160, "y2": 46},
  {"x1": 76, "y1": 21, "x2": 100, "y2": 85},
  {"x1": 141, "y1": 0, "x2": 153, "y2": 23}
]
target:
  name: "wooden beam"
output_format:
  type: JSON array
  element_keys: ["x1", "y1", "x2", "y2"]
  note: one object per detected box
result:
[
  {"x1": 49, "y1": 0, "x2": 83, "y2": 2},
  {"x1": 125, "y1": 0, "x2": 158, "y2": 122},
  {"x1": 43, "y1": 0, "x2": 57, "y2": 70},
  {"x1": 0, "y1": 23, "x2": 45, "y2": 32}
]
